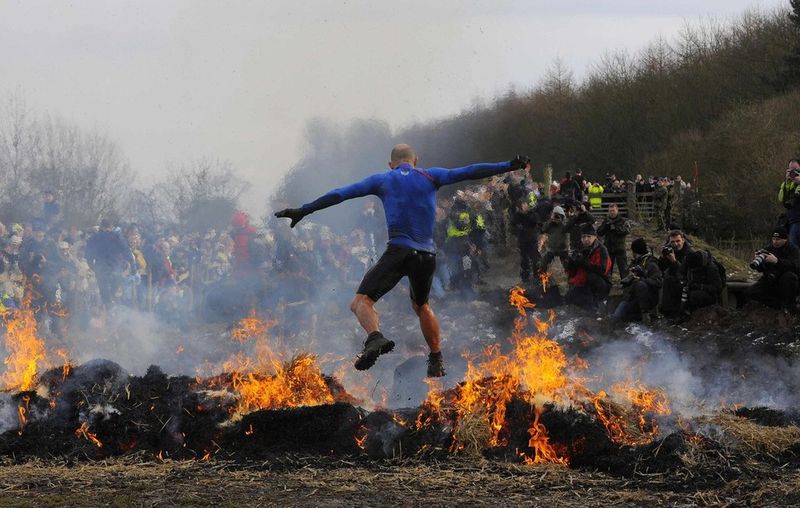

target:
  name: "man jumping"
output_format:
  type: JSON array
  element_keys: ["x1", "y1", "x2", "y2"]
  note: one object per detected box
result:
[{"x1": 275, "y1": 144, "x2": 530, "y2": 377}]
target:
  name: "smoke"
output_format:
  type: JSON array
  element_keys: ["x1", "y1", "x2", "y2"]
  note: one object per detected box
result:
[{"x1": 570, "y1": 320, "x2": 800, "y2": 415}]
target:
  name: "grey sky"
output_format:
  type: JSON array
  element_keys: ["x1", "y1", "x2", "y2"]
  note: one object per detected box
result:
[{"x1": 0, "y1": 0, "x2": 788, "y2": 212}]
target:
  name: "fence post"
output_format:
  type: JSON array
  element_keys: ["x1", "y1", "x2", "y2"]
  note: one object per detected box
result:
[
  {"x1": 627, "y1": 185, "x2": 638, "y2": 221},
  {"x1": 544, "y1": 164, "x2": 553, "y2": 199}
]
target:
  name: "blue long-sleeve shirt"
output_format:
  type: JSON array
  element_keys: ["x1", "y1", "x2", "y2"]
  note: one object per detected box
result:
[{"x1": 300, "y1": 161, "x2": 514, "y2": 252}]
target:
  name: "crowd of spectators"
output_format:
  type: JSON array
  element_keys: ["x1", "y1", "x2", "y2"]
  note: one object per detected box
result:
[{"x1": 8, "y1": 160, "x2": 795, "y2": 340}]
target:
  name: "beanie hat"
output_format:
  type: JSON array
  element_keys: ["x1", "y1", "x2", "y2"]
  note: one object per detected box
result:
[
  {"x1": 552, "y1": 206, "x2": 565, "y2": 217},
  {"x1": 579, "y1": 223, "x2": 597, "y2": 236},
  {"x1": 631, "y1": 238, "x2": 649, "y2": 255},
  {"x1": 773, "y1": 227, "x2": 789, "y2": 239}
]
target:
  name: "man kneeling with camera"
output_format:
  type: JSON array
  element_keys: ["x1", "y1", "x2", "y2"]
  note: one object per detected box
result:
[
  {"x1": 564, "y1": 223, "x2": 612, "y2": 310},
  {"x1": 744, "y1": 227, "x2": 800, "y2": 310},
  {"x1": 612, "y1": 238, "x2": 662, "y2": 322}
]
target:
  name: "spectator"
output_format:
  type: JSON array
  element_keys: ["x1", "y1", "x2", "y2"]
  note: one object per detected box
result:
[
  {"x1": 597, "y1": 203, "x2": 631, "y2": 279},
  {"x1": 564, "y1": 224, "x2": 611, "y2": 310},
  {"x1": 540, "y1": 206, "x2": 570, "y2": 273},
  {"x1": 658, "y1": 229, "x2": 694, "y2": 317},
  {"x1": 612, "y1": 238, "x2": 662, "y2": 322},
  {"x1": 510, "y1": 200, "x2": 541, "y2": 283},
  {"x1": 778, "y1": 158, "x2": 800, "y2": 247},
  {"x1": 744, "y1": 227, "x2": 800, "y2": 310},
  {"x1": 85, "y1": 219, "x2": 135, "y2": 308}
]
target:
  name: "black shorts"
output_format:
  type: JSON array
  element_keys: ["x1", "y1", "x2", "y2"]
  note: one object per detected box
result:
[{"x1": 357, "y1": 245, "x2": 436, "y2": 306}]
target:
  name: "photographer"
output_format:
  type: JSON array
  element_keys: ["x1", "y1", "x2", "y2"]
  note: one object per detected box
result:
[
  {"x1": 597, "y1": 203, "x2": 631, "y2": 279},
  {"x1": 778, "y1": 158, "x2": 800, "y2": 247},
  {"x1": 566, "y1": 201, "x2": 596, "y2": 251},
  {"x1": 612, "y1": 238, "x2": 662, "y2": 322},
  {"x1": 680, "y1": 250, "x2": 723, "y2": 315},
  {"x1": 744, "y1": 227, "x2": 800, "y2": 310},
  {"x1": 564, "y1": 224, "x2": 611, "y2": 310},
  {"x1": 658, "y1": 229, "x2": 693, "y2": 317},
  {"x1": 540, "y1": 205, "x2": 570, "y2": 272}
]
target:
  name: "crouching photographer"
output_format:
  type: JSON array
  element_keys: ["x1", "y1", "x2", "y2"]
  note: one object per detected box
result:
[
  {"x1": 612, "y1": 238, "x2": 662, "y2": 322},
  {"x1": 658, "y1": 229, "x2": 693, "y2": 317},
  {"x1": 564, "y1": 224, "x2": 611, "y2": 310},
  {"x1": 679, "y1": 250, "x2": 723, "y2": 316},
  {"x1": 743, "y1": 227, "x2": 800, "y2": 310}
]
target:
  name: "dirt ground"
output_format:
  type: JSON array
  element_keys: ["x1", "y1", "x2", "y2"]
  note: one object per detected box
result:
[{"x1": 0, "y1": 455, "x2": 798, "y2": 508}]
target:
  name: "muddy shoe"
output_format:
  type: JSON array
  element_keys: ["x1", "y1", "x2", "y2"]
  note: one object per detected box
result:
[
  {"x1": 427, "y1": 351, "x2": 446, "y2": 378},
  {"x1": 354, "y1": 331, "x2": 395, "y2": 371}
]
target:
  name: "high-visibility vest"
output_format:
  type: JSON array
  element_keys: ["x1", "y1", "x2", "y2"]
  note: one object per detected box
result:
[
  {"x1": 779, "y1": 181, "x2": 799, "y2": 205},
  {"x1": 588, "y1": 184, "x2": 604, "y2": 209},
  {"x1": 447, "y1": 212, "x2": 472, "y2": 238},
  {"x1": 528, "y1": 191, "x2": 537, "y2": 207},
  {"x1": 475, "y1": 214, "x2": 485, "y2": 229}
]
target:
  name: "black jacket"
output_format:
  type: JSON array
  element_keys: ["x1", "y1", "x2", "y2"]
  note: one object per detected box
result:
[
  {"x1": 597, "y1": 215, "x2": 631, "y2": 253},
  {"x1": 510, "y1": 209, "x2": 540, "y2": 245},
  {"x1": 759, "y1": 241, "x2": 800, "y2": 277},
  {"x1": 684, "y1": 251, "x2": 723, "y2": 295}
]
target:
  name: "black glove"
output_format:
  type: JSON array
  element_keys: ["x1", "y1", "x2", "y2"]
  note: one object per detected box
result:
[
  {"x1": 509, "y1": 155, "x2": 531, "y2": 171},
  {"x1": 274, "y1": 208, "x2": 307, "y2": 228}
]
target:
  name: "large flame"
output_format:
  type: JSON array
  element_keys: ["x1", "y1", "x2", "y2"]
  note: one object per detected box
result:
[
  {"x1": 210, "y1": 311, "x2": 335, "y2": 418},
  {"x1": 1, "y1": 294, "x2": 49, "y2": 391},
  {"x1": 417, "y1": 287, "x2": 672, "y2": 464}
]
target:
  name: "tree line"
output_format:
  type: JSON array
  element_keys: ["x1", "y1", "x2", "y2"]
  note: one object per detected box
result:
[{"x1": 276, "y1": 3, "x2": 800, "y2": 240}]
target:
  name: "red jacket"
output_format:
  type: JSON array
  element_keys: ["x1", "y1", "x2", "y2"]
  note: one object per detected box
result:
[
  {"x1": 568, "y1": 241, "x2": 611, "y2": 287},
  {"x1": 231, "y1": 224, "x2": 257, "y2": 276}
]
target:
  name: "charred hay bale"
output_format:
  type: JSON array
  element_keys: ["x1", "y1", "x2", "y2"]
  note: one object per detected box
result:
[
  {"x1": 360, "y1": 410, "x2": 409, "y2": 459},
  {"x1": 234, "y1": 403, "x2": 362, "y2": 456},
  {"x1": 538, "y1": 405, "x2": 615, "y2": 467},
  {"x1": 39, "y1": 359, "x2": 130, "y2": 426},
  {"x1": 734, "y1": 407, "x2": 799, "y2": 427}
]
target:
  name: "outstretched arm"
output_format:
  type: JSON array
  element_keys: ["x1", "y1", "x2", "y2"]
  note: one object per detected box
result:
[
  {"x1": 275, "y1": 174, "x2": 381, "y2": 228},
  {"x1": 427, "y1": 156, "x2": 530, "y2": 187}
]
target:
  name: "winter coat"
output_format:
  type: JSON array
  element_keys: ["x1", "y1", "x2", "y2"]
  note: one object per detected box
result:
[
  {"x1": 510, "y1": 209, "x2": 540, "y2": 246},
  {"x1": 566, "y1": 240, "x2": 611, "y2": 288},
  {"x1": 543, "y1": 219, "x2": 569, "y2": 253},
  {"x1": 85, "y1": 230, "x2": 132, "y2": 272},
  {"x1": 684, "y1": 251, "x2": 723, "y2": 295},
  {"x1": 778, "y1": 181, "x2": 800, "y2": 225},
  {"x1": 597, "y1": 215, "x2": 631, "y2": 253}
]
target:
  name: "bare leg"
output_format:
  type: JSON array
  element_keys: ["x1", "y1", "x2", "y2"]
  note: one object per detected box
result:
[
  {"x1": 351, "y1": 294, "x2": 379, "y2": 334},
  {"x1": 412, "y1": 302, "x2": 441, "y2": 353}
]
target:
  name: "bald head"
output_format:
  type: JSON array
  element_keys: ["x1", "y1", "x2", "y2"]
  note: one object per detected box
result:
[{"x1": 389, "y1": 144, "x2": 417, "y2": 168}]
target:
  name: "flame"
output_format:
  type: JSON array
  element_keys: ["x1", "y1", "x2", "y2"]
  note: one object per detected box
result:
[
  {"x1": 1, "y1": 295, "x2": 49, "y2": 391},
  {"x1": 56, "y1": 349, "x2": 72, "y2": 381},
  {"x1": 589, "y1": 380, "x2": 672, "y2": 447},
  {"x1": 74, "y1": 422, "x2": 103, "y2": 448},
  {"x1": 245, "y1": 424, "x2": 254, "y2": 436},
  {"x1": 417, "y1": 287, "x2": 672, "y2": 463},
  {"x1": 207, "y1": 312, "x2": 335, "y2": 418},
  {"x1": 355, "y1": 425, "x2": 368, "y2": 449},
  {"x1": 17, "y1": 395, "x2": 30, "y2": 436},
  {"x1": 522, "y1": 404, "x2": 568, "y2": 465},
  {"x1": 538, "y1": 271, "x2": 551, "y2": 293}
]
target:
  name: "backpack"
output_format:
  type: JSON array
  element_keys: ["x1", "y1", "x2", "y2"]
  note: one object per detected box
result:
[{"x1": 705, "y1": 250, "x2": 726, "y2": 288}]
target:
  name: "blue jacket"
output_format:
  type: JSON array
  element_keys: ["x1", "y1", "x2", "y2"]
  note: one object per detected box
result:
[{"x1": 300, "y1": 161, "x2": 513, "y2": 252}]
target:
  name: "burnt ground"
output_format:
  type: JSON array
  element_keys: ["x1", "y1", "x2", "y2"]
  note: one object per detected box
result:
[
  {"x1": 3, "y1": 250, "x2": 800, "y2": 506},
  {"x1": 1, "y1": 455, "x2": 799, "y2": 508}
]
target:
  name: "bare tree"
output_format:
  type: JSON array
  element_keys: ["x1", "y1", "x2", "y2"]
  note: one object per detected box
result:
[{"x1": 160, "y1": 158, "x2": 248, "y2": 232}]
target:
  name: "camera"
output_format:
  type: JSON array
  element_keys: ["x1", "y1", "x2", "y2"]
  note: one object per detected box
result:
[
  {"x1": 749, "y1": 249, "x2": 770, "y2": 271},
  {"x1": 662, "y1": 244, "x2": 674, "y2": 257},
  {"x1": 620, "y1": 273, "x2": 637, "y2": 287},
  {"x1": 630, "y1": 265, "x2": 646, "y2": 277},
  {"x1": 789, "y1": 169, "x2": 800, "y2": 179}
]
